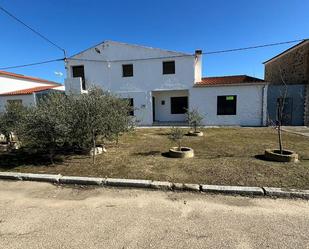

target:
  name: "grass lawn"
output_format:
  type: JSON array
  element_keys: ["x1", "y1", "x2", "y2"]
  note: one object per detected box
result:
[{"x1": 0, "y1": 127, "x2": 308, "y2": 189}]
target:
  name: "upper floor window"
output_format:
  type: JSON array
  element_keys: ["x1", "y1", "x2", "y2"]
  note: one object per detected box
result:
[
  {"x1": 217, "y1": 95, "x2": 237, "y2": 115},
  {"x1": 163, "y1": 61, "x2": 175, "y2": 74},
  {"x1": 72, "y1": 65, "x2": 86, "y2": 90},
  {"x1": 122, "y1": 64, "x2": 133, "y2": 77}
]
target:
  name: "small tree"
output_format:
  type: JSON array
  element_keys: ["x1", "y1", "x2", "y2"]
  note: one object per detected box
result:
[
  {"x1": 0, "y1": 101, "x2": 26, "y2": 146},
  {"x1": 18, "y1": 92, "x2": 69, "y2": 162},
  {"x1": 267, "y1": 67, "x2": 289, "y2": 155},
  {"x1": 65, "y1": 87, "x2": 134, "y2": 164},
  {"x1": 186, "y1": 108, "x2": 204, "y2": 133},
  {"x1": 168, "y1": 127, "x2": 184, "y2": 151}
]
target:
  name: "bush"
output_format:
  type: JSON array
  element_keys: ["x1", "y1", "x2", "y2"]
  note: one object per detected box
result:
[
  {"x1": 0, "y1": 101, "x2": 27, "y2": 145},
  {"x1": 1, "y1": 88, "x2": 134, "y2": 163},
  {"x1": 168, "y1": 127, "x2": 185, "y2": 151},
  {"x1": 186, "y1": 108, "x2": 204, "y2": 132}
]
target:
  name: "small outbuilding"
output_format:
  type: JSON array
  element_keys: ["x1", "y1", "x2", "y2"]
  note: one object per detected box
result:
[{"x1": 190, "y1": 75, "x2": 268, "y2": 126}]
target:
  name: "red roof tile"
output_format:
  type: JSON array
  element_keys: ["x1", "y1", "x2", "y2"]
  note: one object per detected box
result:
[
  {"x1": 195, "y1": 75, "x2": 264, "y2": 87},
  {"x1": 0, "y1": 70, "x2": 60, "y2": 85},
  {"x1": 0, "y1": 85, "x2": 62, "y2": 96}
]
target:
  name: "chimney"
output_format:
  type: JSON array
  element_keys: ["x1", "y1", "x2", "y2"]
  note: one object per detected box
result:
[{"x1": 195, "y1": 49, "x2": 202, "y2": 55}]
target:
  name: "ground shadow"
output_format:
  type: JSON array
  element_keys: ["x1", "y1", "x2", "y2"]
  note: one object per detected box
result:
[
  {"x1": 0, "y1": 150, "x2": 68, "y2": 169},
  {"x1": 161, "y1": 152, "x2": 172, "y2": 158},
  {"x1": 254, "y1": 154, "x2": 272, "y2": 161},
  {"x1": 133, "y1": 151, "x2": 161, "y2": 156}
]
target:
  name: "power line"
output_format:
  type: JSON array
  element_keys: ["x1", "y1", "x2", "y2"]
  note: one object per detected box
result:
[
  {"x1": 203, "y1": 39, "x2": 306, "y2": 55},
  {"x1": 0, "y1": 5, "x2": 66, "y2": 57},
  {"x1": 0, "y1": 38, "x2": 306, "y2": 70},
  {"x1": 0, "y1": 58, "x2": 64, "y2": 70}
]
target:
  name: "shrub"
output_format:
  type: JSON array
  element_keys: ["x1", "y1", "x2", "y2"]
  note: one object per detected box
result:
[
  {"x1": 168, "y1": 127, "x2": 185, "y2": 151},
  {"x1": 0, "y1": 101, "x2": 27, "y2": 145},
  {"x1": 186, "y1": 108, "x2": 204, "y2": 132}
]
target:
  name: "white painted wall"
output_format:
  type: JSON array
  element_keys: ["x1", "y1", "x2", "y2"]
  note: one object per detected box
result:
[
  {"x1": 0, "y1": 76, "x2": 53, "y2": 94},
  {"x1": 152, "y1": 90, "x2": 188, "y2": 122},
  {"x1": 65, "y1": 41, "x2": 198, "y2": 125},
  {"x1": 0, "y1": 94, "x2": 36, "y2": 112},
  {"x1": 190, "y1": 84, "x2": 268, "y2": 126}
]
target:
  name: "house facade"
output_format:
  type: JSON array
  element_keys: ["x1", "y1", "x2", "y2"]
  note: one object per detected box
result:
[
  {"x1": 65, "y1": 40, "x2": 267, "y2": 126},
  {"x1": 0, "y1": 71, "x2": 64, "y2": 112},
  {"x1": 264, "y1": 39, "x2": 309, "y2": 125},
  {"x1": 191, "y1": 76, "x2": 268, "y2": 126}
]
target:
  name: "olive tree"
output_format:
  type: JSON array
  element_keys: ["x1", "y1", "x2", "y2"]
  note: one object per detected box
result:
[
  {"x1": 0, "y1": 101, "x2": 26, "y2": 146},
  {"x1": 168, "y1": 127, "x2": 185, "y2": 151},
  {"x1": 65, "y1": 87, "x2": 134, "y2": 163},
  {"x1": 17, "y1": 92, "x2": 69, "y2": 162},
  {"x1": 186, "y1": 108, "x2": 204, "y2": 133}
]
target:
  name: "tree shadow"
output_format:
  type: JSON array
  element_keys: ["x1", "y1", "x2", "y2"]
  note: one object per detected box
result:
[
  {"x1": 161, "y1": 152, "x2": 172, "y2": 158},
  {"x1": 133, "y1": 150, "x2": 161, "y2": 156},
  {"x1": 0, "y1": 150, "x2": 66, "y2": 170},
  {"x1": 254, "y1": 154, "x2": 272, "y2": 161}
]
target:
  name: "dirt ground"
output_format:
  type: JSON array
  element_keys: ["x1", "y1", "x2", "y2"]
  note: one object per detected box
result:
[
  {"x1": 1, "y1": 181, "x2": 309, "y2": 249},
  {"x1": 0, "y1": 127, "x2": 308, "y2": 188}
]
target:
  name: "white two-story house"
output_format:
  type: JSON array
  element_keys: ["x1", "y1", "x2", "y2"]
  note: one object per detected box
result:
[
  {"x1": 65, "y1": 40, "x2": 268, "y2": 126},
  {"x1": 65, "y1": 40, "x2": 201, "y2": 125}
]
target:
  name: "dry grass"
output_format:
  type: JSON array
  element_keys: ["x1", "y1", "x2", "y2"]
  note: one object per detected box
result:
[{"x1": 1, "y1": 127, "x2": 309, "y2": 188}]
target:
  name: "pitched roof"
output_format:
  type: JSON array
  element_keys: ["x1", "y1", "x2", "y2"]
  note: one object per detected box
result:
[
  {"x1": 69, "y1": 40, "x2": 191, "y2": 59},
  {"x1": 0, "y1": 85, "x2": 63, "y2": 96},
  {"x1": 0, "y1": 70, "x2": 61, "y2": 85},
  {"x1": 263, "y1": 39, "x2": 309, "y2": 64},
  {"x1": 194, "y1": 75, "x2": 264, "y2": 87}
]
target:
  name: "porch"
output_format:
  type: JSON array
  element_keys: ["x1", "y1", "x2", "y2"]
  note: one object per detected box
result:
[{"x1": 151, "y1": 89, "x2": 189, "y2": 124}]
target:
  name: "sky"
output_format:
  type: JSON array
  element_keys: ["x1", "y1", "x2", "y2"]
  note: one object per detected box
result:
[{"x1": 0, "y1": 0, "x2": 309, "y2": 84}]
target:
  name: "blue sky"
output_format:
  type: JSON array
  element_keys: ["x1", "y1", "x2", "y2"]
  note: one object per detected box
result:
[{"x1": 0, "y1": 0, "x2": 308, "y2": 83}]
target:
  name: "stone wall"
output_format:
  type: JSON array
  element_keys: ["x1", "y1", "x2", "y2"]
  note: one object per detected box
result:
[
  {"x1": 305, "y1": 85, "x2": 309, "y2": 126},
  {"x1": 264, "y1": 41, "x2": 309, "y2": 85}
]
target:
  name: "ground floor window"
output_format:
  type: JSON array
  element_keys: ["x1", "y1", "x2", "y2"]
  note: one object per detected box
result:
[
  {"x1": 7, "y1": 99, "x2": 22, "y2": 105},
  {"x1": 217, "y1": 95, "x2": 237, "y2": 115},
  {"x1": 123, "y1": 98, "x2": 134, "y2": 116},
  {"x1": 170, "y1": 96, "x2": 188, "y2": 114}
]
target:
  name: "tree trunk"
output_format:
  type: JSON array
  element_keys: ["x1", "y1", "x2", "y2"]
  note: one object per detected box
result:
[
  {"x1": 92, "y1": 129, "x2": 96, "y2": 165},
  {"x1": 278, "y1": 125, "x2": 283, "y2": 154}
]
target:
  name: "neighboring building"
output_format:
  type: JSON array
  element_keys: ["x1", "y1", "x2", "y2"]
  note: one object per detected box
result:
[
  {"x1": 0, "y1": 71, "x2": 64, "y2": 111},
  {"x1": 264, "y1": 39, "x2": 309, "y2": 125},
  {"x1": 0, "y1": 70, "x2": 60, "y2": 94},
  {"x1": 65, "y1": 40, "x2": 267, "y2": 126}
]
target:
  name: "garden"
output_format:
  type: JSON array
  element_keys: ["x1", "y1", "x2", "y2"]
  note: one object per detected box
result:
[{"x1": 0, "y1": 88, "x2": 308, "y2": 189}]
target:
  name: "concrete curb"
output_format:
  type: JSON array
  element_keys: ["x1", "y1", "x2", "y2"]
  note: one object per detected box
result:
[
  {"x1": 106, "y1": 178, "x2": 152, "y2": 188},
  {"x1": 0, "y1": 172, "x2": 308, "y2": 199},
  {"x1": 59, "y1": 176, "x2": 104, "y2": 185},
  {"x1": 201, "y1": 185, "x2": 264, "y2": 196},
  {"x1": 263, "y1": 187, "x2": 309, "y2": 200}
]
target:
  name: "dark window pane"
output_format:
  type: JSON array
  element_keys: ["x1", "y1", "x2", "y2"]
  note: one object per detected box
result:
[
  {"x1": 171, "y1": 96, "x2": 188, "y2": 114},
  {"x1": 163, "y1": 61, "x2": 175, "y2": 74},
  {"x1": 217, "y1": 95, "x2": 237, "y2": 115},
  {"x1": 72, "y1": 65, "x2": 86, "y2": 90},
  {"x1": 122, "y1": 64, "x2": 133, "y2": 77}
]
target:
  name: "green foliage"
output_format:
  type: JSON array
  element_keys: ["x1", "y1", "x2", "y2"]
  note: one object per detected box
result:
[
  {"x1": 168, "y1": 127, "x2": 184, "y2": 150},
  {"x1": 186, "y1": 108, "x2": 204, "y2": 132},
  {"x1": 17, "y1": 92, "x2": 69, "y2": 158},
  {"x1": 0, "y1": 88, "x2": 134, "y2": 162},
  {"x1": 0, "y1": 101, "x2": 26, "y2": 143}
]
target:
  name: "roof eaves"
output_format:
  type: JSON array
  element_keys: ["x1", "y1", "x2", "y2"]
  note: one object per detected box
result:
[{"x1": 263, "y1": 39, "x2": 309, "y2": 64}]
